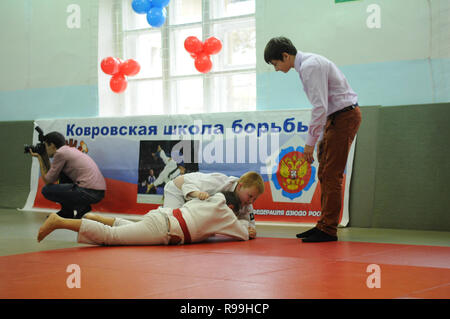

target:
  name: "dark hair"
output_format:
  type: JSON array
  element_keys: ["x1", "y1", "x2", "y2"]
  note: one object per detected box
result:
[
  {"x1": 264, "y1": 36, "x2": 297, "y2": 64},
  {"x1": 43, "y1": 132, "x2": 66, "y2": 149},
  {"x1": 221, "y1": 191, "x2": 241, "y2": 213}
]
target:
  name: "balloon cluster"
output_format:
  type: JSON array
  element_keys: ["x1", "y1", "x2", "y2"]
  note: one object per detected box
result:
[
  {"x1": 184, "y1": 36, "x2": 222, "y2": 73},
  {"x1": 131, "y1": 0, "x2": 170, "y2": 27},
  {"x1": 100, "y1": 57, "x2": 141, "y2": 93}
]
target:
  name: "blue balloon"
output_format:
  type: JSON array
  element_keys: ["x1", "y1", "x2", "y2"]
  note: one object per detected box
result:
[
  {"x1": 132, "y1": 0, "x2": 152, "y2": 14},
  {"x1": 146, "y1": 7, "x2": 167, "y2": 27},
  {"x1": 151, "y1": 0, "x2": 170, "y2": 7}
]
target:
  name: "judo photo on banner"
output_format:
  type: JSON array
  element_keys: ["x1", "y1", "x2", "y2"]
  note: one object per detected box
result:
[
  {"x1": 23, "y1": 109, "x2": 356, "y2": 226},
  {"x1": 137, "y1": 140, "x2": 199, "y2": 203}
]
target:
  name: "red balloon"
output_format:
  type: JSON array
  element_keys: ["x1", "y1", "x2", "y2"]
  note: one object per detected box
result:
[
  {"x1": 110, "y1": 74, "x2": 127, "y2": 93},
  {"x1": 101, "y1": 57, "x2": 120, "y2": 75},
  {"x1": 120, "y1": 59, "x2": 141, "y2": 76},
  {"x1": 203, "y1": 37, "x2": 222, "y2": 55},
  {"x1": 184, "y1": 36, "x2": 203, "y2": 54},
  {"x1": 194, "y1": 53, "x2": 212, "y2": 73}
]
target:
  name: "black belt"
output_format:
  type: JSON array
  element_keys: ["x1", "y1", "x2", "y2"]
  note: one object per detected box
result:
[{"x1": 329, "y1": 103, "x2": 358, "y2": 124}]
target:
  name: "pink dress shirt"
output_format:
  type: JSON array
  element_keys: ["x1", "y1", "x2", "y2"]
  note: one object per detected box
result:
[
  {"x1": 45, "y1": 145, "x2": 106, "y2": 190},
  {"x1": 294, "y1": 51, "x2": 358, "y2": 146}
]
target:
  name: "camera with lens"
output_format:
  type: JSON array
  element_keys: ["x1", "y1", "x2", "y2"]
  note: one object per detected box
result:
[
  {"x1": 25, "y1": 126, "x2": 73, "y2": 183},
  {"x1": 24, "y1": 126, "x2": 47, "y2": 156}
]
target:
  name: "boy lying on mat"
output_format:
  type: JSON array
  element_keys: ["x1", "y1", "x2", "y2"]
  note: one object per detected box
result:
[
  {"x1": 163, "y1": 171, "x2": 264, "y2": 235},
  {"x1": 37, "y1": 192, "x2": 255, "y2": 245}
]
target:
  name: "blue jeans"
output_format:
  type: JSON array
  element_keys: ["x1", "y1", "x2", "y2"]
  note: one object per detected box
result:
[{"x1": 42, "y1": 184, "x2": 105, "y2": 218}]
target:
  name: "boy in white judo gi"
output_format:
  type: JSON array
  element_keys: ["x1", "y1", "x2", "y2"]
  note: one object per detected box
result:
[
  {"x1": 163, "y1": 171, "x2": 264, "y2": 238},
  {"x1": 37, "y1": 192, "x2": 254, "y2": 245}
]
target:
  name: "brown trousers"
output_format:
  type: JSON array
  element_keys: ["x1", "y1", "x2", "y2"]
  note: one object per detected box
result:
[{"x1": 316, "y1": 107, "x2": 362, "y2": 236}]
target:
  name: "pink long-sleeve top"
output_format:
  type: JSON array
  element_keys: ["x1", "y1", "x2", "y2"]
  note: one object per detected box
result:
[{"x1": 294, "y1": 51, "x2": 358, "y2": 147}]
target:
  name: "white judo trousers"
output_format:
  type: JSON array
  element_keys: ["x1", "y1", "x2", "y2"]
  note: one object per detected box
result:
[
  {"x1": 77, "y1": 193, "x2": 249, "y2": 246},
  {"x1": 77, "y1": 209, "x2": 181, "y2": 246}
]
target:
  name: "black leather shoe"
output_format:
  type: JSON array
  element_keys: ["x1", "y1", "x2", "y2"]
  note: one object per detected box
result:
[
  {"x1": 296, "y1": 227, "x2": 318, "y2": 238},
  {"x1": 302, "y1": 229, "x2": 337, "y2": 243}
]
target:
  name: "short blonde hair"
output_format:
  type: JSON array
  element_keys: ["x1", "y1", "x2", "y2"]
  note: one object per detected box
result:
[{"x1": 238, "y1": 171, "x2": 265, "y2": 194}]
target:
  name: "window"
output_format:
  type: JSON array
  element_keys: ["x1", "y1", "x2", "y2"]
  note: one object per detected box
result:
[{"x1": 103, "y1": 0, "x2": 256, "y2": 116}]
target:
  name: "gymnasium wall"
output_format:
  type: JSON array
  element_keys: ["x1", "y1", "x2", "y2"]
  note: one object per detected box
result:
[
  {"x1": 0, "y1": 0, "x2": 99, "y2": 121},
  {"x1": 256, "y1": 0, "x2": 450, "y2": 110},
  {"x1": 2, "y1": 0, "x2": 449, "y2": 120},
  {"x1": 349, "y1": 103, "x2": 450, "y2": 231},
  {"x1": 0, "y1": 121, "x2": 34, "y2": 209}
]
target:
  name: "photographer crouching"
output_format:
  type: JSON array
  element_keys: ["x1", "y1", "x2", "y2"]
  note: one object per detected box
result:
[{"x1": 28, "y1": 131, "x2": 106, "y2": 219}]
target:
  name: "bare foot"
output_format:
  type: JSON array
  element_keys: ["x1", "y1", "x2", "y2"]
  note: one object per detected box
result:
[{"x1": 37, "y1": 213, "x2": 61, "y2": 242}]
